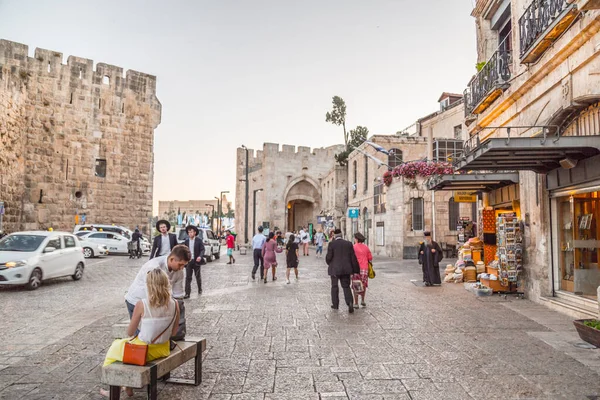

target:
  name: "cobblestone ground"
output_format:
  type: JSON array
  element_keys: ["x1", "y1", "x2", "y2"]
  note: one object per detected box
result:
[{"x1": 1, "y1": 249, "x2": 599, "y2": 399}]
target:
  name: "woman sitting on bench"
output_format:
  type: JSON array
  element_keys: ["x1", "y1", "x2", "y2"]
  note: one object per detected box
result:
[{"x1": 102, "y1": 268, "x2": 180, "y2": 397}]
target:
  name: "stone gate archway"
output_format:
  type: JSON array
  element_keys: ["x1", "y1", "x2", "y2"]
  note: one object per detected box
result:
[{"x1": 283, "y1": 177, "x2": 321, "y2": 232}]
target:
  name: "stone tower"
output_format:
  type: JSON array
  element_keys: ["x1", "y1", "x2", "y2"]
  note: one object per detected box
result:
[
  {"x1": 235, "y1": 143, "x2": 345, "y2": 243},
  {"x1": 0, "y1": 40, "x2": 161, "y2": 233}
]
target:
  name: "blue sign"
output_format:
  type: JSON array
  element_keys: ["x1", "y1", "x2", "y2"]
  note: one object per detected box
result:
[{"x1": 347, "y1": 208, "x2": 359, "y2": 219}]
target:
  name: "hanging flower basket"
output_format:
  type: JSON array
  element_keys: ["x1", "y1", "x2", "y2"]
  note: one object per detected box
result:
[
  {"x1": 387, "y1": 161, "x2": 454, "y2": 181},
  {"x1": 383, "y1": 171, "x2": 393, "y2": 186}
]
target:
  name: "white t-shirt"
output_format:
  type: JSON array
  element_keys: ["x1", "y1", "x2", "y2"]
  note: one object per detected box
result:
[
  {"x1": 300, "y1": 230, "x2": 309, "y2": 244},
  {"x1": 159, "y1": 234, "x2": 171, "y2": 257},
  {"x1": 125, "y1": 255, "x2": 184, "y2": 304}
]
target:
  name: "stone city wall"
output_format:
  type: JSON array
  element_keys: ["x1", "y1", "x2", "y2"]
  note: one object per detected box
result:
[{"x1": 0, "y1": 40, "x2": 161, "y2": 233}]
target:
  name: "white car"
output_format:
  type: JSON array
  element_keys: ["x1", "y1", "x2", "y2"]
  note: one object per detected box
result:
[
  {"x1": 0, "y1": 231, "x2": 85, "y2": 290},
  {"x1": 78, "y1": 231, "x2": 132, "y2": 255},
  {"x1": 78, "y1": 238, "x2": 109, "y2": 258},
  {"x1": 175, "y1": 227, "x2": 221, "y2": 261}
]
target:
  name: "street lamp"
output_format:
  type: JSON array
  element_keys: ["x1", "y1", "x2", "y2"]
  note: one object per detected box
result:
[
  {"x1": 220, "y1": 190, "x2": 230, "y2": 234},
  {"x1": 253, "y1": 188, "x2": 263, "y2": 236},
  {"x1": 241, "y1": 145, "x2": 249, "y2": 244},
  {"x1": 214, "y1": 196, "x2": 220, "y2": 234},
  {"x1": 205, "y1": 203, "x2": 215, "y2": 231}
]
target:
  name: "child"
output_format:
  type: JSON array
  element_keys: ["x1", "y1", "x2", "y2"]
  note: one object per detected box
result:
[
  {"x1": 315, "y1": 229, "x2": 325, "y2": 258},
  {"x1": 285, "y1": 234, "x2": 300, "y2": 284},
  {"x1": 226, "y1": 230, "x2": 236, "y2": 264}
]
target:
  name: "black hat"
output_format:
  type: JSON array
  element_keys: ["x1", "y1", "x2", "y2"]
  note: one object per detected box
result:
[
  {"x1": 156, "y1": 220, "x2": 171, "y2": 231},
  {"x1": 185, "y1": 225, "x2": 199, "y2": 235},
  {"x1": 334, "y1": 228, "x2": 342, "y2": 235},
  {"x1": 424, "y1": 231, "x2": 431, "y2": 237}
]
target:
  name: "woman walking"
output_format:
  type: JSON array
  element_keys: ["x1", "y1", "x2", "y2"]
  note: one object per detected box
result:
[
  {"x1": 285, "y1": 234, "x2": 300, "y2": 284},
  {"x1": 102, "y1": 268, "x2": 180, "y2": 397},
  {"x1": 262, "y1": 232, "x2": 282, "y2": 283},
  {"x1": 352, "y1": 232, "x2": 372, "y2": 308}
]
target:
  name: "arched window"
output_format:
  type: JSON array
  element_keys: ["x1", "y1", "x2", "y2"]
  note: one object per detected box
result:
[
  {"x1": 449, "y1": 197, "x2": 460, "y2": 230},
  {"x1": 388, "y1": 148, "x2": 403, "y2": 168}
]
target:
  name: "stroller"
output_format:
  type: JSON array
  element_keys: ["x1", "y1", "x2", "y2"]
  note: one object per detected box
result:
[{"x1": 128, "y1": 240, "x2": 142, "y2": 259}]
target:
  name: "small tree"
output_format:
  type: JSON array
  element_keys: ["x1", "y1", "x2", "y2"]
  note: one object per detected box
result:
[
  {"x1": 325, "y1": 96, "x2": 348, "y2": 145},
  {"x1": 334, "y1": 126, "x2": 369, "y2": 166}
]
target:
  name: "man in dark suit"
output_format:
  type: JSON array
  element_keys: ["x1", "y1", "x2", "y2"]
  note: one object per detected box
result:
[
  {"x1": 150, "y1": 220, "x2": 178, "y2": 259},
  {"x1": 325, "y1": 229, "x2": 360, "y2": 313},
  {"x1": 183, "y1": 225, "x2": 205, "y2": 298}
]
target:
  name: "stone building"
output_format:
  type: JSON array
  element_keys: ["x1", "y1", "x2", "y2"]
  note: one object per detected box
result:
[
  {"x1": 0, "y1": 40, "x2": 161, "y2": 234},
  {"x1": 235, "y1": 143, "x2": 344, "y2": 243},
  {"x1": 454, "y1": 0, "x2": 600, "y2": 317},
  {"x1": 157, "y1": 197, "x2": 230, "y2": 232},
  {"x1": 320, "y1": 166, "x2": 348, "y2": 233},
  {"x1": 345, "y1": 95, "x2": 475, "y2": 258}
]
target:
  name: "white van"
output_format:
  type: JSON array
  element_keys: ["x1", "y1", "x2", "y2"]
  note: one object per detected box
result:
[
  {"x1": 73, "y1": 224, "x2": 150, "y2": 253},
  {"x1": 175, "y1": 227, "x2": 221, "y2": 261}
]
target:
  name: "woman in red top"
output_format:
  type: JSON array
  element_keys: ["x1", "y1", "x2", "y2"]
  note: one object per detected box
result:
[
  {"x1": 226, "y1": 230, "x2": 236, "y2": 264},
  {"x1": 352, "y1": 232, "x2": 372, "y2": 308}
]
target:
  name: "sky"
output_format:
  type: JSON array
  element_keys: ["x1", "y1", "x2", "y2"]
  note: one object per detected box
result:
[{"x1": 0, "y1": 0, "x2": 477, "y2": 213}]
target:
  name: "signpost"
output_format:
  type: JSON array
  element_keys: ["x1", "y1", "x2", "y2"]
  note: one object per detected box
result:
[{"x1": 453, "y1": 191, "x2": 477, "y2": 203}]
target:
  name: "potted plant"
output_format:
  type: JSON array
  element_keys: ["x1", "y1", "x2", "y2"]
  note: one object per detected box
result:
[{"x1": 573, "y1": 319, "x2": 600, "y2": 348}]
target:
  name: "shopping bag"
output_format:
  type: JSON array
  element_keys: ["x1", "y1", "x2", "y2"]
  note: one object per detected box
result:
[{"x1": 368, "y1": 261, "x2": 375, "y2": 279}]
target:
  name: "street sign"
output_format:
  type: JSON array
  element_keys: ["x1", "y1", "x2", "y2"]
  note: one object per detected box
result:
[
  {"x1": 347, "y1": 208, "x2": 359, "y2": 219},
  {"x1": 453, "y1": 191, "x2": 477, "y2": 203}
]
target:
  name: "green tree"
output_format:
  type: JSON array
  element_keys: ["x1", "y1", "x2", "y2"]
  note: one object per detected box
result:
[
  {"x1": 334, "y1": 126, "x2": 369, "y2": 166},
  {"x1": 325, "y1": 96, "x2": 347, "y2": 145}
]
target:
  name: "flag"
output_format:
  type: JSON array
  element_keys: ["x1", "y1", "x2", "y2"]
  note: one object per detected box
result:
[
  {"x1": 355, "y1": 147, "x2": 389, "y2": 168},
  {"x1": 365, "y1": 141, "x2": 389, "y2": 155}
]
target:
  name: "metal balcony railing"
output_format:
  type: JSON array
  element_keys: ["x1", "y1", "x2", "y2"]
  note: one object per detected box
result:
[
  {"x1": 519, "y1": 0, "x2": 572, "y2": 60},
  {"x1": 464, "y1": 49, "x2": 512, "y2": 116}
]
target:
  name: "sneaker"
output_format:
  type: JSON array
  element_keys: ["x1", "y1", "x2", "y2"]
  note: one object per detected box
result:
[
  {"x1": 361, "y1": 302, "x2": 366, "y2": 307},
  {"x1": 286, "y1": 279, "x2": 290, "y2": 284},
  {"x1": 353, "y1": 303, "x2": 359, "y2": 309},
  {"x1": 183, "y1": 294, "x2": 190, "y2": 299}
]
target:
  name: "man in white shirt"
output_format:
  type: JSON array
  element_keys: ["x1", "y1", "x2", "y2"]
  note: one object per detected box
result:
[
  {"x1": 149, "y1": 220, "x2": 178, "y2": 259},
  {"x1": 183, "y1": 225, "x2": 205, "y2": 298},
  {"x1": 125, "y1": 244, "x2": 191, "y2": 319},
  {"x1": 251, "y1": 226, "x2": 266, "y2": 280}
]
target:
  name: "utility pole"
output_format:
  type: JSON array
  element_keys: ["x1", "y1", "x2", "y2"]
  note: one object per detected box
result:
[
  {"x1": 253, "y1": 188, "x2": 263, "y2": 237},
  {"x1": 205, "y1": 203, "x2": 215, "y2": 231},
  {"x1": 241, "y1": 145, "x2": 250, "y2": 244}
]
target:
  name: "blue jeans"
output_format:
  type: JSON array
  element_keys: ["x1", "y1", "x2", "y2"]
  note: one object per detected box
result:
[
  {"x1": 125, "y1": 300, "x2": 140, "y2": 336},
  {"x1": 316, "y1": 245, "x2": 323, "y2": 255}
]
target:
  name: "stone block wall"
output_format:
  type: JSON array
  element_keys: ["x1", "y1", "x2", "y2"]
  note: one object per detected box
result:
[{"x1": 0, "y1": 40, "x2": 161, "y2": 234}]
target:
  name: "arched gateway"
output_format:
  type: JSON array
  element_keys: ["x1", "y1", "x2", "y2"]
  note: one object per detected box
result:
[{"x1": 283, "y1": 177, "x2": 321, "y2": 232}]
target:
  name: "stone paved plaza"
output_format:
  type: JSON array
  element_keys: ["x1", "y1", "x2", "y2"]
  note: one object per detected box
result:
[{"x1": 1, "y1": 249, "x2": 600, "y2": 399}]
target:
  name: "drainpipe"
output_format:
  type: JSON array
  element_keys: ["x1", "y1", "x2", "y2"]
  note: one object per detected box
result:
[{"x1": 428, "y1": 126, "x2": 436, "y2": 240}]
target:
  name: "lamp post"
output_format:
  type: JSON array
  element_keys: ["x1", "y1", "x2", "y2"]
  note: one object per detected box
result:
[
  {"x1": 241, "y1": 145, "x2": 249, "y2": 244},
  {"x1": 253, "y1": 188, "x2": 263, "y2": 236},
  {"x1": 214, "y1": 196, "x2": 220, "y2": 235},
  {"x1": 205, "y1": 203, "x2": 215, "y2": 231},
  {"x1": 220, "y1": 190, "x2": 230, "y2": 234}
]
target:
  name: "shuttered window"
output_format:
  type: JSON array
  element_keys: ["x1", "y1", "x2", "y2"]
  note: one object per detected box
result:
[
  {"x1": 412, "y1": 198, "x2": 424, "y2": 231},
  {"x1": 449, "y1": 197, "x2": 459, "y2": 231}
]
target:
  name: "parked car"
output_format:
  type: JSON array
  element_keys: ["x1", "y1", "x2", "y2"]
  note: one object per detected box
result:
[
  {"x1": 0, "y1": 231, "x2": 85, "y2": 290},
  {"x1": 175, "y1": 227, "x2": 221, "y2": 261},
  {"x1": 78, "y1": 231, "x2": 133, "y2": 255},
  {"x1": 78, "y1": 237, "x2": 109, "y2": 258},
  {"x1": 74, "y1": 224, "x2": 151, "y2": 252}
]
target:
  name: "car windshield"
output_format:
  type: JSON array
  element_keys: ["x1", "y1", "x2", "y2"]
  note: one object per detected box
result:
[{"x1": 0, "y1": 235, "x2": 46, "y2": 252}]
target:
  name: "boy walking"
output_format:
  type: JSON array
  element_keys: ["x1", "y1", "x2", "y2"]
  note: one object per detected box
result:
[{"x1": 226, "y1": 230, "x2": 236, "y2": 264}]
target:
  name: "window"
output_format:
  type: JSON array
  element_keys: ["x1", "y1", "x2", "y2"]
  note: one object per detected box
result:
[
  {"x1": 106, "y1": 233, "x2": 118, "y2": 240},
  {"x1": 102, "y1": 75, "x2": 110, "y2": 85},
  {"x1": 64, "y1": 235, "x2": 76, "y2": 248},
  {"x1": 95, "y1": 159, "x2": 107, "y2": 178},
  {"x1": 433, "y1": 140, "x2": 463, "y2": 162},
  {"x1": 352, "y1": 160, "x2": 357, "y2": 198},
  {"x1": 207, "y1": 230, "x2": 215, "y2": 240},
  {"x1": 90, "y1": 233, "x2": 107, "y2": 239},
  {"x1": 454, "y1": 125, "x2": 462, "y2": 140},
  {"x1": 440, "y1": 97, "x2": 450, "y2": 111},
  {"x1": 412, "y1": 198, "x2": 424, "y2": 231},
  {"x1": 449, "y1": 197, "x2": 460, "y2": 231},
  {"x1": 46, "y1": 237, "x2": 62, "y2": 250},
  {"x1": 364, "y1": 155, "x2": 368, "y2": 193},
  {"x1": 376, "y1": 222, "x2": 385, "y2": 246},
  {"x1": 388, "y1": 148, "x2": 403, "y2": 168},
  {"x1": 374, "y1": 183, "x2": 386, "y2": 214}
]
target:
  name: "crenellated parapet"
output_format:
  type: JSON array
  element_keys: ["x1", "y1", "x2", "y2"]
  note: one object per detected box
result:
[{"x1": 238, "y1": 142, "x2": 345, "y2": 169}]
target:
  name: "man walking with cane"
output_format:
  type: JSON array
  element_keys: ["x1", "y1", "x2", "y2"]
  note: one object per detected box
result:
[{"x1": 183, "y1": 225, "x2": 205, "y2": 298}]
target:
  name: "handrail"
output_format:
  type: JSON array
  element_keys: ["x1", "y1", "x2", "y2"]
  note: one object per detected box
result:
[
  {"x1": 519, "y1": 0, "x2": 570, "y2": 59},
  {"x1": 464, "y1": 49, "x2": 512, "y2": 115}
]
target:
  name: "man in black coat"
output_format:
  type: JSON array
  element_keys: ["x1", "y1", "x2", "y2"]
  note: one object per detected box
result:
[
  {"x1": 418, "y1": 231, "x2": 443, "y2": 286},
  {"x1": 150, "y1": 220, "x2": 178, "y2": 259},
  {"x1": 183, "y1": 225, "x2": 205, "y2": 298},
  {"x1": 325, "y1": 229, "x2": 360, "y2": 313}
]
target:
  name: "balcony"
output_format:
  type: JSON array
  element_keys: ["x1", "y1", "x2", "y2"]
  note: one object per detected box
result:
[
  {"x1": 519, "y1": 0, "x2": 579, "y2": 63},
  {"x1": 464, "y1": 49, "x2": 512, "y2": 116}
]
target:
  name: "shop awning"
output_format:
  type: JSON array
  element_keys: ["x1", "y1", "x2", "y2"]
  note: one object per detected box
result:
[
  {"x1": 455, "y1": 136, "x2": 600, "y2": 173},
  {"x1": 426, "y1": 172, "x2": 520, "y2": 192}
]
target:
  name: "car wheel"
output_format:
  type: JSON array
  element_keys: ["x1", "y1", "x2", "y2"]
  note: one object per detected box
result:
[
  {"x1": 214, "y1": 248, "x2": 220, "y2": 259},
  {"x1": 206, "y1": 253, "x2": 213, "y2": 262},
  {"x1": 72, "y1": 262, "x2": 84, "y2": 281},
  {"x1": 26, "y1": 268, "x2": 42, "y2": 290},
  {"x1": 83, "y1": 247, "x2": 94, "y2": 258}
]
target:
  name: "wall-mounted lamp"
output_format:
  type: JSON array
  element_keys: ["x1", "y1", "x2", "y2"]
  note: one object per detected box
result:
[{"x1": 559, "y1": 157, "x2": 578, "y2": 169}]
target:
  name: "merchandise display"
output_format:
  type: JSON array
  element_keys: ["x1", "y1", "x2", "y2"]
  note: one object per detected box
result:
[{"x1": 496, "y1": 213, "x2": 523, "y2": 289}]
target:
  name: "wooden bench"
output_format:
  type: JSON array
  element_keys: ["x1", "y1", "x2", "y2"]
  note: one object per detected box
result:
[{"x1": 101, "y1": 337, "x2": 206, "y2": 400}]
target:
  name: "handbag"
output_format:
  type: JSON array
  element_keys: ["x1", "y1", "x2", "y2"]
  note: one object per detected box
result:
[
  {"x1": 122, "y1": 302, "x2": 177, "y2": 366},
  {"x1": 351, "y1": 279, "x2": 364, "y2": 292},
  {"x1": 368, "y1": 261, "x2": 375, "y2": 279}
]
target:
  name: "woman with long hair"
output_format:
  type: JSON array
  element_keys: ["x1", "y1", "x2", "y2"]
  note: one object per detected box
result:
[
  {"x1": 262, "y1": 232, "x2": 282, "y2": 283},
  {"x1": 285, "y1": 234, "x2": 300, "y2": 284},
  {"x1": 352, "y1": 232, "x2": 372, "y2": 308},
  {"x1": 102, "y1": 268, "x2": 180, "y2": 397}
]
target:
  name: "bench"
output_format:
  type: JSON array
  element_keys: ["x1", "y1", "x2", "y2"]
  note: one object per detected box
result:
[{"x1": 101, "y1": 337, "x2": 206, "y2": 400}]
